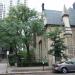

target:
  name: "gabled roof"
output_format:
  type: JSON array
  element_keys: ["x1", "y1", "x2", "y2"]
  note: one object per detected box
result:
[{"x1": 44, "y1": 8, "x2": 75, "y2": 26}]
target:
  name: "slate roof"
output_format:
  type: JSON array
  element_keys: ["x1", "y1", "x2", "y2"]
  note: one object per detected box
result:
[
  {"x1": 69, "y1": 8, "x2": 75, "y2": 25},
  {"x1": 44, "y1": 8, "x2": 75, "y2": 26}
]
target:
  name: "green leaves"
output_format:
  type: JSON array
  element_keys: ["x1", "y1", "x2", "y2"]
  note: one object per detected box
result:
[
  {"x1": 47, "y1": 27, "x2": 66, "y2": 62},
  {"x1": 0, "y1": 4, "x2": 43, "y2": 56},
  {"x1": 9, "y1": 4, "x2": 37, "y2": 22}
]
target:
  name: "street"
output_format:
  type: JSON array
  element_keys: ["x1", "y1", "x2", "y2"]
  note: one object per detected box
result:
[
  {"x1": 13, "y1": 71, "x2": 75, "y2": 75},
  {"x1": 26, "y1": 72, "x2": 75, "y2": 75}
]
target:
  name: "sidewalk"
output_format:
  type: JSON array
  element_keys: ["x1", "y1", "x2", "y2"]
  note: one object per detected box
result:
[
  {"x1": 0, "y1": 63, "x2": 51, "y2": 74},
  {"x1": 0, "y1": 63, "x2": 7, "y2": 74},
  {"x1": 8, "y1": 70, "x2": 51, "y2": 75},
  {"x1": 8, "y1": 66, "x2": 51, "y2": 74}
]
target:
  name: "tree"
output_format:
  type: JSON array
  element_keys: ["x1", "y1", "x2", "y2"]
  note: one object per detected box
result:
[
  {"x1": 31, "y1": 18, "x2": 44, "y2": 48},
  {"x1": 0, "y1": 4, "x2": 43, "y2": 61},
  {"x1": 47, "y1": 27, "x2": 66, "y2": 62},
  {"x1": 8, "y1": 4, "x2": 43, "y2": 59},
  {"x1": 0, "y1": 18, "x2": 22, "y2": 54}
]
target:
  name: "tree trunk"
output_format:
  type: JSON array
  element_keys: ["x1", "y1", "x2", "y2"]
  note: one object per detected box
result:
[
  {"x1": 9, "y1": 45, "x2": 13, "y2": 54},
  {"x1": 33, "y1": 33, "x2": 36, "y2": 60},
  {"x1": 26, "y1": 44, "x2": 31, "y2": 61},
  {"x1": 33, "y1": 33, "x2": 36, "y2": 48},
  {"x1": 14, "y1": 44, "x2": 18, "y2": 65}
]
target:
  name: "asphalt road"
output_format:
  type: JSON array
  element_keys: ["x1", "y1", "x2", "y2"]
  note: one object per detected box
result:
[
  {"x1": 26, "y1": 72, "x2": 75, "y2": 75},
  {"x1": 13, "y1": 72, "x2": 75, "y2": 75}
]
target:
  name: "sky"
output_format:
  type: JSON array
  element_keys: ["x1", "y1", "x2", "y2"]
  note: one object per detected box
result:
[
  {"x1": 0, "y1": 0, "x2": 75, "y2": 12},
  {"x1": 28, "y1": 0, "x2": 75, "y2": 11}
]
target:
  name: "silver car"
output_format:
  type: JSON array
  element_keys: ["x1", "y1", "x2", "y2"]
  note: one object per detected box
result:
[{"x1": 52, "y1": 61, "x2": 75, "y2": 73}]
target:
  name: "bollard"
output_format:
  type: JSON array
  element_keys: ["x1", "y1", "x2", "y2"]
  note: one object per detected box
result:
[{"x1": 42, "y1": 61, "x2": 44, "y2": 71}]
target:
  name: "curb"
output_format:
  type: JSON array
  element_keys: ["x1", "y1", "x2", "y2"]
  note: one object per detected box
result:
[{"x1": 8, "y1": 70, "x2": 51, "y2": 74}]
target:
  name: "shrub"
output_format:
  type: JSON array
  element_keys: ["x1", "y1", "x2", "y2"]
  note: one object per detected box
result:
[
  {"x1": 8, "y1": 54, "x2": 16, "y2": 66},
  {"x1": 16, "y1": 50, "x2": 48, "y2": 67},
  {"x1": 17, "y1": 59, "x2": 48, "y2": 67}
]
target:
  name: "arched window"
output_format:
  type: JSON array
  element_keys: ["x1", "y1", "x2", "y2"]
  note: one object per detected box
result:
[{"x1": 39, "y1": 40, "x2": 42, "y2": 61}]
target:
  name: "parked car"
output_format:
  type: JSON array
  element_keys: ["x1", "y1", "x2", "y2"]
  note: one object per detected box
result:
[{"x1": 52, "y1": 61, "x2": 75, "y2": 73}]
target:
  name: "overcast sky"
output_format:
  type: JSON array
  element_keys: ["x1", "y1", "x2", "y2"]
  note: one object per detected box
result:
[
  {"x1": 0, "y1": 0, "x2": 75, "y2": 12},
  {"x1": 28, "y1": 0, "x2": 75, "y2": 11}
]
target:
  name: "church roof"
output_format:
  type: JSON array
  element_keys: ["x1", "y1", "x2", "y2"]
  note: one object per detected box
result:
[
  {"x1": 69, "y1": 8, "x2": 75, "y2": 25},
  {"x1": 44, "y1": 8, "x2": 75, "y2": 26}
]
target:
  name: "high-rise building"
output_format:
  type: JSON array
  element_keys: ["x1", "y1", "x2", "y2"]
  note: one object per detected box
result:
[
  {"x1": 10, "y1": 0, "x2": 13, "y2": 7},
  {"x1": 17, "y1": 0, "x2": 20, "y2": 5},
  {"x1": 3, "y1": 4, "x2": 5, "y2": 18},
  {"x1": 0, "y1": 3, "x2": 4, "y2": 19},
  {"x1": 24, "y1": 0, "x2": 26, "y2": 5}
]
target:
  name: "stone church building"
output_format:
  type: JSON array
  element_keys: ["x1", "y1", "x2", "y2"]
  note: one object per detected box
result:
[{"x1": 35, "y1": 2, "x2": 75, "y2": 64}]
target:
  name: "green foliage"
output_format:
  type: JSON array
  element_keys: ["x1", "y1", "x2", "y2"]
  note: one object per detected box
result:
[
  {"x1": 17, "y1": 61, "x2": 48, "y2": 67},
  {"x1": 17, "y1": 50, "x2": 27, "y2": 58},
  {"x1": 17, "y1": 50, "x2": 36, "y2": 67},
  {"x1": 0, "y1": 4, "x2": 43, "y2": 61},
  {"x1": 47, "y1": 27, "x2": 67, "y2": 62},
  {"x1": 9, "y1": 4, "x2": 37, "y2": 22},
  {"x1": 8, "y1": 54, "x2": 16, "y2": 66},
  {"x1": 17, "y1": 50, "x2": 48, "y2": 67},
  {"x1": 31, "y1": 18, "x2": 44, "y2": 35},
  {"x1": 17, "y1": 49, "x2": 35, "y2": 61}
]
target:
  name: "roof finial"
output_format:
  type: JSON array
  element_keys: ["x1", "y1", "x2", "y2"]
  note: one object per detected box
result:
[
  {"x1": 62, "y1": 5, "x2": 69, "y2": 17},
  {"x1": 63, "y1": 5, "x2": 68, "y2": 14}
]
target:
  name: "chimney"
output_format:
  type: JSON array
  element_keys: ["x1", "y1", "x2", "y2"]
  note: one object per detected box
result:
[{"x1": 42, "y1": 3, "x2": 44, "y2": 11}]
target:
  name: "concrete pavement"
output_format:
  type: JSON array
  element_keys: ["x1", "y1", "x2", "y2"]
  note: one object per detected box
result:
[
  {"x1": 8, "y1": 66, "x2": 51, "y2": 74},
  {"x1": 0, "y1": 63, "x2": 51, "y2": 74},
  {"x1": 0, "y1": 63, "x2": 7, "y2": 74},
  {"x1": 0, "y1": 63, "x2": 75, "y2": 75}
]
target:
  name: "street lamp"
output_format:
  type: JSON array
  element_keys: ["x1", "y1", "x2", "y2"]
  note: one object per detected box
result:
[{"x1": 6, "y1": 51, "x2": 9, "y2": 74}]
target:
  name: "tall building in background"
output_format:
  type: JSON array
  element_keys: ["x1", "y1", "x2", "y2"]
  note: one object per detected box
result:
[
  {"x1": 3, "y1": 5, "x2": 5, "y2": 18},
  {"x1": 24, "y1": 0, "x2": 27, "y2": 5},
  {"x1": 10, "y1": 0, "x2": 13, "y2": 7},
  {"x1": 0, "y1": 3, "x2": 5, "y2": 19},
  {"x1": 1, "y1": 0, "x2": 28, "y2": 18},
  {"x1": 17, "y1": 0, "x2": 27, "y2": 6},
  {"x1": 17, "y1": 0, "x2": 20, "y2": 5},
  {"x1": 0, "y1": 0, "x2": 28, "y2": 18}
]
